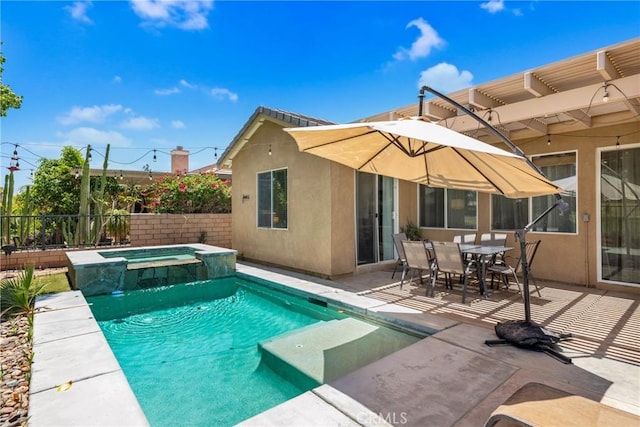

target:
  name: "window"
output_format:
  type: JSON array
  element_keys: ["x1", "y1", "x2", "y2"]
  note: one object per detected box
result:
[
  {"x1": 257, "y1": 168, "x2": 287, "y2": 229},
  {"x1": 491, "y1": 196, "x2": 528, "y2": 230},
  {"x1": 491, "y1": 152, "x2": 576, "y2": 233},
  {"x1": 419, "y1": 185, "x2": 476, "y2": 229},
  {"x1": 531, "y1": 152, "x2": 576, "y2": 233}
]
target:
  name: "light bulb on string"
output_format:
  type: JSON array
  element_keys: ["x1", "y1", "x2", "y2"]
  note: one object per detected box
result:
[
  {"x1": 547, "y1": 135, "x2": 551, "y2": 146},
  {"x1": 268, "y1": 145, "x2": 272, "y2": 156},
  {"x1": 153, "y1": 149, "x2": 157, "y2": 162}
]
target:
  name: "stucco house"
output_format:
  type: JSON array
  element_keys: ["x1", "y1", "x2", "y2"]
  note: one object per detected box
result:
[{"x1": 219, "y1": 38, "x2": 640, "y2": 292}]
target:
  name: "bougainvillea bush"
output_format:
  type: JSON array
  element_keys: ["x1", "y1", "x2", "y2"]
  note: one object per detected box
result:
[{"x1": 143, "y1": 173, "x2": 231, "y2": 214}]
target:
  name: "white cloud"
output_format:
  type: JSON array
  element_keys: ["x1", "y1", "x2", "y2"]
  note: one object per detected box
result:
[
  {"x1": 210, "y1": 87, "x2": 238, "y2": 102},
  {"x1": 154, "y1": 87, "x2": 181, "y2": 96},
  {"x1": 58, "y1": 104, "x2": 123, "y2": 125},
  {"x1": 481, "y1": 0, "x2": 505, "y2": 14},
  {"x1": 393, "y1": 18, "x2": 444, "y2": 61},
  {"x1": 129, "y1": 0, "x2": 214, "y2": 31},
  {"x1": 65, "y1": 1, "x2": 93, "y2": 24},
  {"x1": 171, "y1": 120, "x2": 185, "y2": 129},
  {"x1": 180, "y1": 79, "x2": 196, "y2": 89},
  {"x1": 121, "y1": 116, "x2": 159, "y2": 130},
  {"x1": 112, "y1": 75, "x2": 122, "y2": 84},
  {"x1": 57, "y1": 127, "x2": 132, "y2": 147},
  {"x1": 418, "y1": 63, "x2": 474, "y2": 93}
]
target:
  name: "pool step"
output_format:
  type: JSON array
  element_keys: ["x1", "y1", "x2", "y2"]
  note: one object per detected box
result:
[{"x1": 258, "y1": 317, "x2": 419, "y2": 388}]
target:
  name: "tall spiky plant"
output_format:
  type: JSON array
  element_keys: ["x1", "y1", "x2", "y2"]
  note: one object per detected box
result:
[
  {"x1": 91, "y1": 144, "x2": 110, "y2": 245},
  {"x1": 1, "y1": 171, "x2": 15, "y2": 245},
  {"x1": 0, "y1": 264, "x2": 45, "y2": 318},
  {"x1": 77, "y1": 145, "x2": 91, "y2": 245}
]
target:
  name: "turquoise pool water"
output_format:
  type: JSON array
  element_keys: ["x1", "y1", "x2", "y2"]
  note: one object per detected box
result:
[
  {"x1": 87, "y1": 278, "x2": 347, "y2": 426},
  {"x1": 98, "y1": 246, "x2": 197, "y2": 264}
]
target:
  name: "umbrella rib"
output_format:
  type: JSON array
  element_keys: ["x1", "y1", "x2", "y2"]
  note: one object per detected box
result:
[
  {"x1": 353, "y1": 131, "x2": 413, "y2": 171},
  {"x1": 379, "y1": 132, "x2": 444, "y2": 157},
  {"x1": 452, "y1": 148, "x2": 505, "y2": 193},
  {"x1": 456, "y1": 148, "x2": 559, "y2": 195}
]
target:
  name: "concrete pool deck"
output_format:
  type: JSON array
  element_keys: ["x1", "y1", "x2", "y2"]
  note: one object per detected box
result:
[{"x1": 28, "y1": 262, "x2": 639, "y2": 426}]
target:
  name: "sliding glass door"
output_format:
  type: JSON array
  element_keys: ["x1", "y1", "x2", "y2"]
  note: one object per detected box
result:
[
  {"x1": 600, "y1": 146, "x2": 640, "y2": 285},
  {"x1": 356, "y1": 172, "x2": 395, "y2": 265}
]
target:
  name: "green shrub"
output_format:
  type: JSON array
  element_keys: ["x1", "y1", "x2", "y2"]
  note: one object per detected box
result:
[{"x1": 143, "y1": 173, "x2": 231, "y2": 214}]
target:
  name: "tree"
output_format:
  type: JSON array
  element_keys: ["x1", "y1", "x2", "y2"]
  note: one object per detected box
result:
[
  {"x1": 23, "y1": 147, "x2": 84, "y2": 215},
  {"x1": 0, "y1": 42, "x2": 23, "y2": 117}
]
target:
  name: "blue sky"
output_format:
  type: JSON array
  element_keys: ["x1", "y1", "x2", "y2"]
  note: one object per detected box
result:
[{"x1": 2, "y1": 1, "x2": 639, "y2": 191}]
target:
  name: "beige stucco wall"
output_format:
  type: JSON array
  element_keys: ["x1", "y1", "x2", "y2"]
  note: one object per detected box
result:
[
  {"x1": 231, "y1": 119, "x2": 355, "y2": 277},
  {"x1": 227, "y1": 112, "x2": 638, "y2": 291}
]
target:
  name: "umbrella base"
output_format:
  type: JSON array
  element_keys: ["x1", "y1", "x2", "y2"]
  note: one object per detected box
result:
[{"x1": 485, "y1": 319, "x2": 573, "y2": 364}]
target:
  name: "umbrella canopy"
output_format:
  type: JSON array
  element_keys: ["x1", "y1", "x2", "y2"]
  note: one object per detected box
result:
[{"x1": 285, "y1": 119, "x2": 562, "y2": 199}]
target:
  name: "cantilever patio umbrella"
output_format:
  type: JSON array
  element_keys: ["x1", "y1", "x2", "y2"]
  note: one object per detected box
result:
[
  {"x1": 284, "y1": 118, "x2": 562, "y2": 198},
  {"x1": 285, "y1": 112, "x2": 572, "y2": 362}
]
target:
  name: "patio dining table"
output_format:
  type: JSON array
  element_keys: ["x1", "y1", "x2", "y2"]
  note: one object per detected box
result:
[{"x1": 426, "y1": 242, "x2": 513, "y2": 299}]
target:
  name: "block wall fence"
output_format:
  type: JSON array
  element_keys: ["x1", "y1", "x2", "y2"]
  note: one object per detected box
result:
[{"x1": 0, "y1": 213, "x2": 232, "y2": 271}]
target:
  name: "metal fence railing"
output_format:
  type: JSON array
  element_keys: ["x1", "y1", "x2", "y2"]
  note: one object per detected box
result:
[{"x1": 1, "y1": 214, "x2": 131, "y2": 253}]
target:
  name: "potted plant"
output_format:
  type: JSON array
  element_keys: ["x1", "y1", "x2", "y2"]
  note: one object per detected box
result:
[{"x1": 401, "y1": 220, "x2": 422, "y2": 241}]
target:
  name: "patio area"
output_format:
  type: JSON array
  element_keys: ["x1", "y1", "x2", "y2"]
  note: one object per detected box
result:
[
  {"x1": 241, "y1": 263, "x2": 639, "y2": 426},
  {"x1": 337, "y1": 268, "x2": 640, "y2": 367}
]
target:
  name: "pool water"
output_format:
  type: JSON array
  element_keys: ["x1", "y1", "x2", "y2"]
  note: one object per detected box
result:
[
  {"x1": 88, "y1": 278, "x2": 347, "y2": 426},
  {"x1": 98, "y1": 246, "x2": 197, "y2": 264}
]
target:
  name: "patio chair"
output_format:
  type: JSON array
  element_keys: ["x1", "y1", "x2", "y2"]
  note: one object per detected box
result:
[
  {"x1": 399, "y1": 240, "x2": 433, "y2": 291},
  {"x1": 453, "y1": 233, "x2": 477, "y2": 279},
  {"x1": 430, "y1": 241, "x2": 477, "y2": 303},
  {"x1": 391, "y1": 232, "x2": 408, "y2": 279},
  {"x1": 453, "y1": 233, "x2": 477, "y2": 245},
  {"x1": 488, "y1": 240, "x2": 542, "y2": 297},
  {"x1": 479, "y1": 232, "x2": 508, "y2": 267}
]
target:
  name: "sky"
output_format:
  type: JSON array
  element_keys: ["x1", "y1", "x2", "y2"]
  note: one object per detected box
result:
[{"x1": 2, "y1": 0, "x2": 639, "y2": 191}]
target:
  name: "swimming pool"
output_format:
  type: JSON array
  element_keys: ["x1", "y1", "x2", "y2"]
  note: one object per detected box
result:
[{"x1": 88, "y1": 277, "x2": 420, "y2": 426}]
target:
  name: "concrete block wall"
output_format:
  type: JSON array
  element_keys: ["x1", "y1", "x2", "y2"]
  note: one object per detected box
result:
[
  {"x1": 1, "y1": 213, "x2": 232, "y2": 271},
  {"x1": 1, "y1": 249, "x2": 69, "y2": 271},
  {"x1": 129, "y1": 213, "x2": 232, "y2": 248}
]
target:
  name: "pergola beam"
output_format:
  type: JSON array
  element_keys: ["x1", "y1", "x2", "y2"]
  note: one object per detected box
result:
[
  {"x1": 469, "y1": 88, "x2": 501, "y2": 109},
  {"x1": 422, "y1": 102, "x2": 456, "y2": 120},
  {"x1": 524, "y1": 72, "x2": 554, "y2": 97},
  {"x1": 437, "y1": 74, "x2": 640, "y2": 134},
  {"x1": 597, "y1": 50, "x2": 619, "y2": 81}
]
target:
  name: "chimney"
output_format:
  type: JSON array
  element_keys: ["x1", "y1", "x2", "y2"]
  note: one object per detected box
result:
[{"x1": 170, "y1": 146, "x2": 189, "y2": 175}]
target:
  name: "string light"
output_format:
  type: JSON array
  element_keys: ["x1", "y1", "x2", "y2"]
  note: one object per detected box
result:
[
  {"x1": 119, "y1": 170, "x2": 124, "y2": 180},
  {"x1": 268, "y1": 145, "x2": 272, "y2": 156},
  {"x1": 148, "y1": 171, "x2": 153, "y2": 180},
  {"x1": 74, "y1": 167, "x2": 80, "y2": 179},
  {"x1": 153, "y1": 149, "x2": 157, "y2": 162},
  {"x1": 547, "y1": 135, "x2": 551, "y2": 146},
  {"x1": 616, "y1": 136, "x2": 620, "y2": 149},
  {"x1": 214, "y1": 148, "x2": 218, "y2": 160},
  {"x1": 602, "y1": 82, "x2": 609, "y2": 103},
  {"x1": 8, "y1": 144, "x2": 20, "y2": 171}
]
